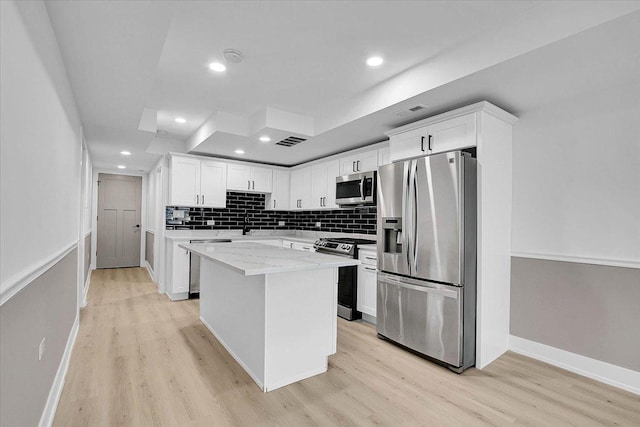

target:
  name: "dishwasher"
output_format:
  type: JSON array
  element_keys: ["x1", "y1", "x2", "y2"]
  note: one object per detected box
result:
[{"x1": 189, "y1": 239, "x2": 232, "y2": 297}]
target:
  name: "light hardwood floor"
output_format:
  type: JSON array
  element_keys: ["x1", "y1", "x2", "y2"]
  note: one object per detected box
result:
[{"x1": 54, "y1": 268, "x2": 640, "y2": 426}]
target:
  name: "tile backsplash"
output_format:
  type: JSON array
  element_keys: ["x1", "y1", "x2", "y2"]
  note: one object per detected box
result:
[{"x1": 166, "y1": 192, "x2": 376, "y2": 235}]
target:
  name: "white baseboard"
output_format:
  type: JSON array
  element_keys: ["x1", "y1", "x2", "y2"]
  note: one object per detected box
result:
[
  {"x1": 143, "y1": 260, "x2": 154, "y2": 282},
  {"x1": 81, "y1": 268, "x2": 92, "y2": 308},
  {"x1": 509, "y1": 335, "x2": 640, "y2": 396},
  {"x1": 38, "y1": 314, "x2": 80, "y2": 427}
]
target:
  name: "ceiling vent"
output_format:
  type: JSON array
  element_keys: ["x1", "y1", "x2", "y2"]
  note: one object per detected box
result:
[
  {"x1": 395, "y1": 104, "x2": 428, "y2": 117},
  {"x1": 275, "y1": 136, "x2": 307, "y2": 147}
]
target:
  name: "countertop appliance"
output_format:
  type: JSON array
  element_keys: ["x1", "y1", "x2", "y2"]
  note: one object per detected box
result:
[
  {"x1": 336, "y1": 171, "x2": 376, "y2": 207},
  {"x1": 189, "y1": 238, "x2": 232, "y2": 296},
  {"x1": 376, "y1": 150, "x2": 477, "y2": 373},
  {"x1": 314, "y1": 237, "x2": 376, "y2": 320}
]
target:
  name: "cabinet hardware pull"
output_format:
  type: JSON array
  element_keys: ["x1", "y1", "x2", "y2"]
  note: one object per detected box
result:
[
  {"x1": 356, "y1": 160, "x2": 360, "y2": 171},
  {"x1": 421, "y1": 136, "x2": 425, "y2": 152},
  {"x1": 273, "y1": 200, "x2": 276, "y2": 209},
  {"x1": 202, "y1": 194, "x2": 205, "y2": 204},
  {"x1": 252, "y1": 181, "x2": 255, "y2": 190},
  {"x1": 365, "y1": 256, "x2": 377, "y2": 260},
  {"x1": 352, "y1": 161, "x2": 356, "y2": 172},
  {"x1": 196, "y1": 194, "x2": 199, "y2": 204},
  {"x1": 248, "y1": 180, "x2": 251, "y2": 189},
  {"x1": 363, "y1": 266, "x2": 376, "y2": 271},
  {"x1": 428, "y1": 134, "x2": 433, "y2": 151}
]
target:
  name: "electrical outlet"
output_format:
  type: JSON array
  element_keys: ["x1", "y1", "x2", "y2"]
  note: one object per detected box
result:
[
  {"x1": 315, "y1": 222, "x2": 322, "y2": 228},
  {"x1": 39, "y1": 337, "x2": 45, "y2": 361},
  {"x1": 278, "y1": 221, "x2": 285, "y2": 226},
  {"x1": 207, "y1": 220, "x2": 215, "y2": 225}
]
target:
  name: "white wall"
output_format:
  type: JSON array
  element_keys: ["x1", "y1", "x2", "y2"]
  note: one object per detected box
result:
[
  {"x1": 511, "y1": 81, "x2": 640, "y2": 265},
  {"x1": 0, "y1": 0, "x2": 82, "y2": 297}
]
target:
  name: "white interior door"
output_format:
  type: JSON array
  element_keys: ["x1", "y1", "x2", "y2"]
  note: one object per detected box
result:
[{"x1": 97, "y1": 173, "x2": 142, "y2": 268}]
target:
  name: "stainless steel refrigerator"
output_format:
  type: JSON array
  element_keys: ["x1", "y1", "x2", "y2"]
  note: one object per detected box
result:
[{"x1": 376, "y1": 150, "x2": 476, "y2": 372}]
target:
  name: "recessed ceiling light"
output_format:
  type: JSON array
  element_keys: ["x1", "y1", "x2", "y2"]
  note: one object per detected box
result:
[
  {"x1": 120, "y1": 150, "x2": 131, "y2": 156},
  {"x1": 366, "y1": 56, "x2": 384, "y2": 67},
  {"x1": 209, "y1": 62, "x2": 226, "y2": 72},
  {"x1": 259, "y1": 136, "x2": 271, "y2": 143},
  {"x1": 234, "y1": 149, "x2": 245, "y2": 155},
  {"x1": 117, "y1": 165, "x2": 126, "y2": 169},
  {"x1": 175, "y1": 117, "x2": 186, "y2": 124}
]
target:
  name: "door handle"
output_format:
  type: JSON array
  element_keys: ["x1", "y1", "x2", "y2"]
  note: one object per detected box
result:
[
  {"x1": 360, "y1": 177, "x2": 366, "y2": 200},
  {"x1": 133, "y1": 224, "x2": 140, "y2": 228}
]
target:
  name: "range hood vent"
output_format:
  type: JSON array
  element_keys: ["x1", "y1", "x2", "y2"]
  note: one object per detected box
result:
[{"x1": 275, "y1": 136, "x2": 307, "y2": 147}]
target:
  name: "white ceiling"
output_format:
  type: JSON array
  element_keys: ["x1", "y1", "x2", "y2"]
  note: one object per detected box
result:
[{"x1": 45, "y1": 1, "x2": 640, "y2": 171}]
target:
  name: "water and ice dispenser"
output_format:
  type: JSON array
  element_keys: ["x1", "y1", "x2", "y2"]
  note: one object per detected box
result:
[{"x1": 382, "y1": 217, "x2": 402, "y2": 254}]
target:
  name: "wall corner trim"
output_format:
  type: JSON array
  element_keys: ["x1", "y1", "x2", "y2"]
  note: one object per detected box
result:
[
  {"x1": 509, "y1": 335, "x2": 640, "y2": 396},
  {"x1": 38, "y1": 314, "x2": 80, "y2": 427},
  {"x1": 1, "y1": 242, "x2": 78, "y2": 306}
]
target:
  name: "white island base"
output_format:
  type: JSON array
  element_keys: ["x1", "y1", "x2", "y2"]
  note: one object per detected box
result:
[{"x1": 199, "y1": 259, "x2": 338, "y2": 392}]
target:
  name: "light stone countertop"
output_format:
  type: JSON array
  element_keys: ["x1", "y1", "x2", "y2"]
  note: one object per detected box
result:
[
  {"x1": 165, "y1": 229, "x2": 376, "y2": 245},
  {"x1": 179, "y1": 242, "x2": 359, "y2": 276}
]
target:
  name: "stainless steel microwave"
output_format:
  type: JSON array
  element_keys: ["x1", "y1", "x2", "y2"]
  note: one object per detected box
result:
[{"x1": 335, "y1": 171, "x2": 376, "y2": 206}]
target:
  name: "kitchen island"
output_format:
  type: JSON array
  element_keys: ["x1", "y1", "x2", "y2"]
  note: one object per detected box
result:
[{"x1": 179, "y1": 242, "x2": 359, "y2": 392}]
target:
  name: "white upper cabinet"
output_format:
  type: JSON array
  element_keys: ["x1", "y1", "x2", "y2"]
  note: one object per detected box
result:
[
  {"x1": 378, "y1": 146, "x2": 391, "y2": 166},
  {"x1": 340, "y1": 149, "x2": 378, "y2": 175},
  {"x1": 169, "y1": 155, "x2": 227, "y2": 207},
  {"x1": 266, "y1": 169, "x2": 290, "y2": 210},
  {"x1": 389, "y1": 112, "x2": 477, "y2": 162},
  {"x1": 310, "y1": 160, "x2": 339, "y2": 209},
  {"x1": 200, "y1": 160, "x2": 228, "y2": 207},
  {"x1": 169, "y1": 156, "x2": 200, "y2": 206},
  {"x1": 290, "y1": 167, "x2": 312, "y2": 210},
  {"x1": 227, "y1": 164, "x2": 273, "y2": 193}
]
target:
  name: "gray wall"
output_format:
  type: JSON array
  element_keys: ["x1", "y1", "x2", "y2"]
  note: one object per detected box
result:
[
  {"x1": 510, "y1": 257, "x2": 640, "y2": 371},
  {"x1": 0, "y1": 248, "x2": 78, "y2": 427},
  {"x1": 84, "y1": 232, "x2": 91, "y2": 285},
  {"x1": 145, "y1": 231, "x2": 154, "y2": 272}
]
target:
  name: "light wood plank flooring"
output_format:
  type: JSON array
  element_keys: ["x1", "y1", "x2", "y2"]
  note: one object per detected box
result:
[{"x1": 54, "y1": 268, "x2": 640, "y2": 426}]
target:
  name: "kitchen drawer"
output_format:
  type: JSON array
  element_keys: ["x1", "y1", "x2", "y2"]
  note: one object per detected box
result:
[{"x1": 359, "y1": 250, "x2": 377, "y2": 266}]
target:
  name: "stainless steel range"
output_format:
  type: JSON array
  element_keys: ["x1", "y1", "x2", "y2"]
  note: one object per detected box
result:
[{"x1": 314, "y1": 237, "x2": 376, "y2": 320}]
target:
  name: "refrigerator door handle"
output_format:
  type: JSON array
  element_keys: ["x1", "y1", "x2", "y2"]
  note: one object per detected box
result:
[
  {"x1": 403, "y1": 161, "x2": 413, "y2": 275},
  {"x1": 379, "y1": 274, "x2": 459, "y2": 299},
  {"x1": 412, "y1": 161, "x2": 419, "y2": 273}
]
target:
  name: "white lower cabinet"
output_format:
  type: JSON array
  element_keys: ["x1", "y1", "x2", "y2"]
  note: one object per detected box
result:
[
  {"x1": 169, "y1": 240, "x2": 190, "y2": 296},
  {"x1": 357, "y1": 250, "x2": 377, "y2": 317}
]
